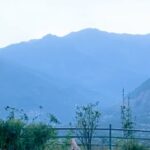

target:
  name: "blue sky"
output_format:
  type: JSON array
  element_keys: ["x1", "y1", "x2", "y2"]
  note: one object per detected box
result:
[{"x1": 0, "y1": 0, "x2": 150, "y2": 47}]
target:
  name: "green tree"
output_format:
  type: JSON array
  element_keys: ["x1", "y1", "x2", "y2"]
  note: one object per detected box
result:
[
  {"x1": 22, "y1": 122, "x2": 56, "y2": 150},
  {"x1": 75, "y1": 102, "x2": 101, "y2": 150},
  {"x1": 0, "y1": 118, "x2": 24, "y2": 150},
  {"x1": 116, "y1": 140, "x2": 147, "y2": 150},
  {"x1": 121, "y1": 98, "x2": 134, "y2": 138},
  {"x1": 0, "y1": 106, "x2": 59, "y2": 150},
  {"x1": 121, "y1": 89, "x2": 134, "y2": 138}
]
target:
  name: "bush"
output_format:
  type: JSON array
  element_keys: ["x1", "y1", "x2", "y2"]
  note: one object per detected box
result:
[
  {"x1": 0, "y1": 106, "x2": 59, "y2": 150},
  {"x1": 116, "y1": 140, "x2": 147, "y2": 150},
  {"x1": 0, "y1": 118, "x2": 24, "y2": 150},
  {"x1": 22, "y1": 123, "x2": 57, "y2": 150}
]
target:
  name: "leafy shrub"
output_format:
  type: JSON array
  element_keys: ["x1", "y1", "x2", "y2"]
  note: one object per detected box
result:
[
  {"x1": 0, "y1": 106, "x2": 59, "y2": 150},
  {"x1": 0, "y1": 118, "x2": 24, "y2": 150},
  {"x1": 116, "y1": 140, "x2": 147, "y2": 150},
  {"x1": 22, "y1": 123, "x2": 56, "y2": 150}
]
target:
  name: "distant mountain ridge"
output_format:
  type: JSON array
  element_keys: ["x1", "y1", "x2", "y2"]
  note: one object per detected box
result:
[{"x1": 0, "y1": 28, "x2": 150, "y2": 125}]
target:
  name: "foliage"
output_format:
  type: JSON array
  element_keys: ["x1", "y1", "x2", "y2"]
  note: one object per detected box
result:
[
  {"x1": 22, "y1": 123, "x2": 56, "y2": 150},
  {"x1": 61, "y1": 129, "x2": 73, "y2": 150},
  {"x1": 0, "y1": 118, "x2": 24, "y2": 150},
  {"x1": 45, "y1": 139, "x2": 61, "y2": 150},
  {"x1": 5, "y1": 106, "x2": 28, "y2": 121},
  {"x1": 75, "y1": 102, "x2": 101, "y2": 150},
  {"x1": 0, "y1": 106, "x2": 59, "y2": 150},
  {"x1": 116, "y1": 140, "x2": 147, "y2": 150},
  {"x1": 121, "y1": 90, "x2": 134, "y2": 138}
]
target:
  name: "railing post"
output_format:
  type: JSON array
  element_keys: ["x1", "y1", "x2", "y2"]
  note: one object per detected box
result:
[{"x1": 109, "y1": 124, "x2": 112, "y2": 150}]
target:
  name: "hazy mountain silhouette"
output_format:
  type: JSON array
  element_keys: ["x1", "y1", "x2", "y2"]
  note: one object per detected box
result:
[
  {"x1": 128, "y1": 79, "x2": 150, "y2": 128},
  {"x1": 0, "y1": 28, "x2": 150, "y2": 124}
]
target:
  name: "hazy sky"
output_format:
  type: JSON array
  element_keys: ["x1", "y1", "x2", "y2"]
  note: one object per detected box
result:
[{"x1": 0, "y1": 0, "x2": 150, "y2": 47}]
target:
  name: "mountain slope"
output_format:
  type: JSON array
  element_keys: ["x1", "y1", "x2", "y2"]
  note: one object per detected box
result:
[
  {"x1": 0, "y1": 58, "x2": 99, "y2": 122},
  {"x1": 0, "y1": 28, "x2": 150, "y2": 124},
  {"x1": 128, "y1": 79, "x2": 150, "y2": 128}
]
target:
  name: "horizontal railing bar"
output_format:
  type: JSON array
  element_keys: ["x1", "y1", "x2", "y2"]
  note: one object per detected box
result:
[
  {"x1": 54, "y1": 127, "x2": 150, "y2": 133},
  {"x1": 54, "y1": 135, "x2": 150, "y2": 141}
]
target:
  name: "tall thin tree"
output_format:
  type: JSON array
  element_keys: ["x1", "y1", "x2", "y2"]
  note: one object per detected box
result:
[{"x1": 121, "y1": 89, "x2": 134, "y2": 138}]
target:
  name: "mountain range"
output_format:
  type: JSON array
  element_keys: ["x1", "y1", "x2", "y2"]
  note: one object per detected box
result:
[{"x1": 0, "y1": 28, "x2": 150, "y2": 126}]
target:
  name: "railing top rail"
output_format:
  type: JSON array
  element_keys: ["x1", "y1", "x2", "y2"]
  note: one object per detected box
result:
[
  {"x1": 54, "y1": 127, "x2": 150, "y2": 133},
  {"x1": 55, "y1": 135, "x2": 150, "y2": 140}
]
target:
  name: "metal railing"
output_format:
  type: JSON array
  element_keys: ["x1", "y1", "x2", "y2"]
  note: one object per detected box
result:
[{"x1": 53, "y1": 124, "x2": 150, "y2": 150}]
